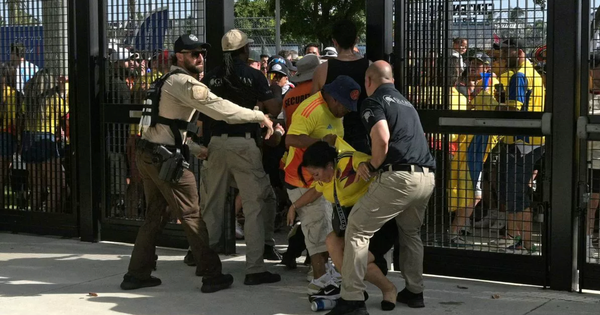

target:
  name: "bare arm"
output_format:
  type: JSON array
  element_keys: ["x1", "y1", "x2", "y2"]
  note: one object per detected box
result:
[
  {"x1": 311, "y1": 62, "x2": 328, "y2": 95},
  {"x1": 259, "y1": 98, "x2": 282, "y2": 117},
  {"x1": 286, "y1": 134, "x2": 320, "y2": 149},
  {"x1": 369, "y1": 120, "x2": 390, "y2": 168}
]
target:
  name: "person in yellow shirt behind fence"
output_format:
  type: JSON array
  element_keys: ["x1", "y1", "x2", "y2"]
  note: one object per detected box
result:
[
  {"x1": 0, "y1": 64, "x2": 19, "y2": 209},
  {"x1": 496, "y1": 38, "x2": 546, "y2": 255},
  {"x1": 447, "y1": 52, "x2": 501, "y2": 246},
  {"x1": 22, "y1": 70, "x2": 68, "y2": 213}
]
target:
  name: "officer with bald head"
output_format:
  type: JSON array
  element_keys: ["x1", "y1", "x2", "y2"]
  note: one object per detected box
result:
[{"x1": 327, "y1": 61, "x2": 436, "y2": 315}]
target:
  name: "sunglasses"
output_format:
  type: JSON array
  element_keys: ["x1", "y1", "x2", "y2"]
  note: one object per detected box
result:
[{"x1": 181, "y1": 50, "x2": 207, "y2": 59}]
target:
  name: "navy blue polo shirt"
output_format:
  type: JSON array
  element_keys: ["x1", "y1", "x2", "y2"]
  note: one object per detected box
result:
[{"x1": 361, "y1": 83, "x2": 436, "y2": 169}]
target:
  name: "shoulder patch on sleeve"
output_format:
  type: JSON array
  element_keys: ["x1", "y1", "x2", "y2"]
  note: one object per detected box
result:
[
  {"x1": 363, "y1": 109, "x2": 374, "y2": 123},
  {"x1": 192, "y1": 85, "x2": 208, "y2": 100}
]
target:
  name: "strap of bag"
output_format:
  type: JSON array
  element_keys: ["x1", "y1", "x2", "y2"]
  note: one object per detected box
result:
[{"x1": 332, "y1": 157, "x2": 347, "y2": 232}]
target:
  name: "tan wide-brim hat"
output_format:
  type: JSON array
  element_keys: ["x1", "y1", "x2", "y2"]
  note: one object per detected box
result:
[
  {"x1": 222, "y1": 29, "x2": 254, "y2": 52},
  {"x1": 291, "y1": 54, "x2": 320, "y2": 84}
]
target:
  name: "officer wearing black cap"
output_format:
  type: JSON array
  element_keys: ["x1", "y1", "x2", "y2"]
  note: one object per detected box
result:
[
  {"x1": 120, "y1": 33, "x2": 274, "y2": 293},
  {"x1": 201, "y1": 29, "x2": 283, "y2": 285}
]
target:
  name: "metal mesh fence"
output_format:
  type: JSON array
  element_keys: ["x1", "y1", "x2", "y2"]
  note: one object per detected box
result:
[
  {"x1": 234, "y1": 17, "x2": 302, "y2": 57},
  {"x1": 399, "y1": 0, "x2": 547, "y2": 256},
  {"x1": 0, "y1": 0, "x2": 71, "y2": 214},
  {"x1": 102, "y1": 0, "x2": 205, "y2": 221},
  {"x1": 586, "y1": 0, "x2": 600, "y2": 265}
]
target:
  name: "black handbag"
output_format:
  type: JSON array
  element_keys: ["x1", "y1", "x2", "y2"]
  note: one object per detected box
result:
[{"x1": 331, "y1": 166, "x2": 352, "y2": 237}]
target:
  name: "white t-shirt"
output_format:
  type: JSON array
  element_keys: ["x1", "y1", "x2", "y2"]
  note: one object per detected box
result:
[{"x1": 15, "y1": 60, "x2": 40, "y2": 93}]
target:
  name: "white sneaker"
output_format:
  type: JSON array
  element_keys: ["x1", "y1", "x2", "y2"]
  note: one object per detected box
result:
[
  {"x1": 473, "y1": 209, "x2": 498, "y2": 228},
  {"x1": 307, "y1": 265, "x2": 314, "y2": 282},
  {"x1": 235, "y1": 221, "x2": 244, "y2": 239},
  {"x1": 307, "y1": 273, "x2": 331, "y2": 294},
  {"x1": 326, "y1": 262, "x2": 342, "y2": 285},
  {"x1": 449, "y1": 235, "x2": 471, "y2": 247},
  {"x1": 489, "y1": 212, "x2": 507, "y2": 230}
]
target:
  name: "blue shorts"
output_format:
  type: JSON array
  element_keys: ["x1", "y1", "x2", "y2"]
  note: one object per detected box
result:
[
  {"x1": 21, "y1": 132, "x2": 60, "y2": 163},
  {"x1": 498, "y1": 144, "x2": 545, "y2": 213},
  {"x1": 0, "y1": 132, "x2": 16, "y2": 157}
]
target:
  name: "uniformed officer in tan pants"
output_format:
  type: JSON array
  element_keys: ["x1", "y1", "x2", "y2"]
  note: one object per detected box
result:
[
  {"x1": 120, "y1": 34, "x2": 274, "y2": 293},
  {"x1": 328, "y1": 62, "x2": 436, "y2": 315},
  {"x1": 202, "y1": 29, "x2": 282, "y2": 285}
]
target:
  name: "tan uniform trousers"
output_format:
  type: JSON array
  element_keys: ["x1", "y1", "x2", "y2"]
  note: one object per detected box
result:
[
  {"x1": 340, "y1": 168, "x2": 435, "y2": 301},
  {"x1": 127, "y1": 150, "x2": 222, "y2": 279},
  {"x1": 202, "y1": 135, "x2": 276, "y2": 274}
]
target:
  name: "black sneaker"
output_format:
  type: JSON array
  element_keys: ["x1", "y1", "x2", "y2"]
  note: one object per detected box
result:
[
  {"x1": 244, "y1": 271, "x2": 281, "y2": 285},
  {"x1": 309, "y1": 283, "x2": 341, "y2": 302},
  {"x1": 396, "y1": 288, "x2": 425, "y2": 308},
  {"x1": 152, "y1": 254, "x2": 158, "y2": 271},
  {"x1": 325, "y1": 298, "x2": 368, "y2": 315},
  {"x1": 184, "y1": 250, "x2": 196, "y2": 266},
  {"x1": 200, "y1": 273, "x2": 234, "y2": 293},
  {"x1": 120, "y1": 274, "x2": 162, "y2": 290},
  {"x1": 280, "y1": 252, "x2": 297, "y2": 269},
  {"x1": 264, "y1": 245, "x2": 282, "y2": 261}
]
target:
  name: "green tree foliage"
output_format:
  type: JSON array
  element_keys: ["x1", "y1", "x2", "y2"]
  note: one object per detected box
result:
[
  {"x1": 235, "y1": 0, "x2": 272, "y2": 18},
  {"x1": 234, "y1": 0, "x2": 276, "y2": 45},
  {"x1": 6, "y1": 0, "x2": 41, "y2": 25},
  {"x1": 275, "y1": 0, "x2": 365, "y2": 46}
]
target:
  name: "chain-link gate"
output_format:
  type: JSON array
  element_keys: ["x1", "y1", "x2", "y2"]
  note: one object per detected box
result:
[
  {"x1": 0, "y1": 0, "x2": 76, "y2": 236},
  {"x1": 395, "y1": 0, "x2": 550, "y2": 285}
]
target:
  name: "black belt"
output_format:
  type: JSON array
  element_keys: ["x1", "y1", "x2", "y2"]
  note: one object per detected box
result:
[
  {"x1": 212, "y1": 131, "x2": 255, "y2": 139},
  {"x1": 382, "y1": 164, "x2": 427, "y2": 173}
]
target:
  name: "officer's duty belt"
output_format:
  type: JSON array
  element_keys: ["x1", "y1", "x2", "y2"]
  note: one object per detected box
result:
[
  {"x1": 136, "y1": 138, "x2": 177, "y2": 153},
  {"x1": 382, "y1": 164, "x2": 427, "y2": 173},
  {"x1": 212, "y1": 131, "x2": 255, "y2": 139}
]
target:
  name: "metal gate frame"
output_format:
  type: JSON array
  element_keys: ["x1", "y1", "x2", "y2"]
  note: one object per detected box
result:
[
  {"x1": 393, "y1": 0, "x2": 583, "y2": 290},
  {"x1": 577, "y1": 0, "x2": 600, "y2": 292}
]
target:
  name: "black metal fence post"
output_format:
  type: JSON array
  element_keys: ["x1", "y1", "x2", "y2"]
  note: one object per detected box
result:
[
  {"x1": 73, "y1": 0, "x2": 102, "y2": 242},
  {"x1": 547, "y1": 0, "x2": 582, "y2": 291},
  {"x1": 366, "y1": 0, "x2": 393, "y2": 62},
  {"x1": 205, "y1": 0, "x2": 236, "y2": 254}
]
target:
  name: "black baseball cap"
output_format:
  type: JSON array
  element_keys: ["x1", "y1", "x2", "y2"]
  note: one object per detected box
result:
[
  {"x1": 267, "y1": 63, "x2": 290, "y2": 77},
  {"x1": 469, "y1": 52, "x2": 491, "y2": 65},
  {"x1": 322, "y1": 75, "x2": 361, "y2": 112},
  {"x1": 500, "y1": 38, "x2": 527, "y2": 50},
  {"x1": 174, "y1": 34, "x2": 211, "y2": 53}
]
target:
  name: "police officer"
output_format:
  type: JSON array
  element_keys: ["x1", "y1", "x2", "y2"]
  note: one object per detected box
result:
[
  {"x1": 120, "y1": 34, "x2": 274, "y2": 293},
  {"x1": 201, "y1": 29, "x2": 282, "y2": 285},
  {"x1": 327, "y1": 61, "x2": 436, "y2": 315}
]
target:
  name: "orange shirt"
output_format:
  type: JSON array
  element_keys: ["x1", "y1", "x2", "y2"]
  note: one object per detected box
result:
[{"x1": 282, "y1": 81, "x2": 313, "y2": 129}]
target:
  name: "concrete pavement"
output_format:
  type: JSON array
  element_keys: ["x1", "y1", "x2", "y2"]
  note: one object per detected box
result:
[{"x1": 0, "y1": 232, "x2": 599, "y2": 315}]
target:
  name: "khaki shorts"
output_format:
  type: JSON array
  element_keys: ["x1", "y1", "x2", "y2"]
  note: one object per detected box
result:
[{"x1": 288, "y1": 187, "x2": 332, "y2": 255}]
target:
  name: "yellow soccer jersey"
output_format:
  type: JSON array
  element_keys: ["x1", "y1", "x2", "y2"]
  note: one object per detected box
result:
[
  {"x1": 25, "y1": 94, "x2": 69, "y2": 134},
  {"x1": 284, "y1": 92, "x2": 344, "y2": 188},
  {"x1": 1, "y1": 85, "x2": 18, "y2": 133},
  {"x1": 506, "y1": 59, "x2": 545, "y2": 146},
  {"x1": 312, "y1": 138, "x2": 373, "y2": 207}
]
